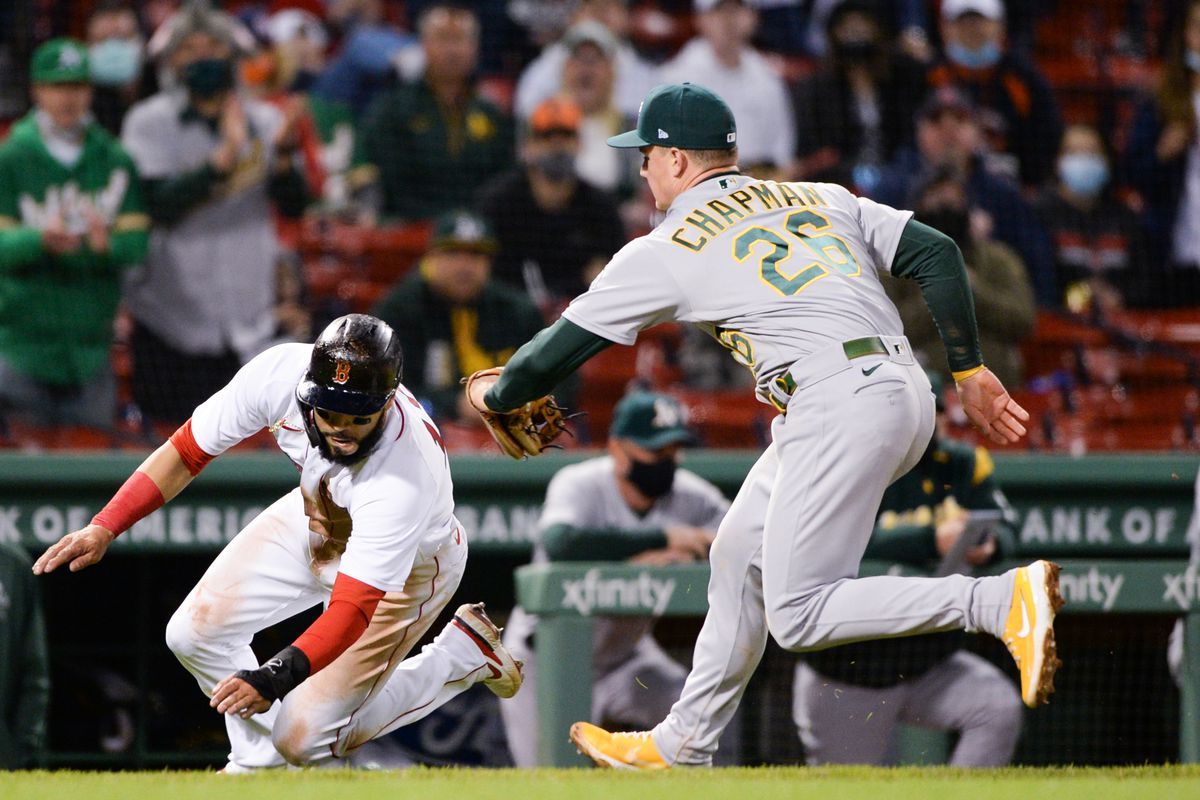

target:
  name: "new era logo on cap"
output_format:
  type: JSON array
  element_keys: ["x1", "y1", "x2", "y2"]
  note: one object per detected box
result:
[{"x1": 658, "y1": 128, "x2": 669, "y2": 139}]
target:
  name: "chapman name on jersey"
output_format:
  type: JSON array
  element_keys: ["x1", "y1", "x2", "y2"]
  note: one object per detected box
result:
[
  {"x1": 562, "y1": 176, "x2": 912, "y2": 404},
  {"x1": 189, "y1": 343, "x2": 459, "y2": 593}
]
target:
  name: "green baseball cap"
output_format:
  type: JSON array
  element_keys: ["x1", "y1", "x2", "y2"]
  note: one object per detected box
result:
[
  {"x1": 430, "y1": 210, "x2": 498, "y2": 254},
  {"x1": 31, "y1": 38, "x2": 90, "y2": 84},
  {"x1": 610, "y1": 391, "x2": 697, "y2": 450},
  {"x1": 607, "y1": 82, "x2": 737, "y2": 150}
]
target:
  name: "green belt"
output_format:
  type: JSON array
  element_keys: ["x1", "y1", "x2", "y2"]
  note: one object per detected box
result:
[{"x1": 771, "y1": 336, "x2": 889, "y2": 407}]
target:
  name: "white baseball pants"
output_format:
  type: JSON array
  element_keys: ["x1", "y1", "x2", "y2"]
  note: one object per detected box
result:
[{"x1": 165, "y1": 488, "x2": 490, "y2": 769}]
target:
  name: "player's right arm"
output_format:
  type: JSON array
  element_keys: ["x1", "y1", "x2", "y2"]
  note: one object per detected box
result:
[
  {"x1": 33, "y1": 346, "x2": 295, "y2": 575},
  {"x1": 31, "y1": 433, "x2": 203, "y2": 575},
  {"x1": 887, "y1": 216, "x2": 1029, "y2": 444}
]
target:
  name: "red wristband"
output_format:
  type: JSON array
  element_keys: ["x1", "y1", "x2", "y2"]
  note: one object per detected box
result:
[
  {"x1": 293, "y1": 573, "x2": 385, "y2": 673},
  {"x1": 91, "y1": 471, "x2": 166, "y2": 537}
]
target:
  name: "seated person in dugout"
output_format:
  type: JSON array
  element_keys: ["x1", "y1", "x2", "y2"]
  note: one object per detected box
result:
[{"x1": 500, "y1": 391, "x2": 728, "y2": 766}]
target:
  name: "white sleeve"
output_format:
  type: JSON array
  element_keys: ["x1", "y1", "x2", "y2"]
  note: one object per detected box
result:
[
  {"x1": 561, "y1": 240, "x2": 685, "y2": 345},
  {"x1": 190, "y1": 344, "x2": 301, "y2": 456},
  {"x1": 120, "y1": 102, "x2": 175, "y2": 179},
  {"x1": 537, "y1": 467, "x2": 595, "y2": 532},
  {"x1": 855, "y1": 194, "x2": 914, "y2": 274},
  {"x1": 338, "y1": 471, "x2": 433, "y2": 592}
]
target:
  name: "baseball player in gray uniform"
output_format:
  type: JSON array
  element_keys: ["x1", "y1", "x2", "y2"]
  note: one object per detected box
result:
[
  {"x1": 500, "y1": 391, "x2": 729, "y2": 766},
  {"x1": 465, "y1": 82, "x2": 1062, "y2": 769}
]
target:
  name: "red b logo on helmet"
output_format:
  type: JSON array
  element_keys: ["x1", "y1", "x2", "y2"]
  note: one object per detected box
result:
[{"x1": 333, "y1": 360, "x2": 351, "y2": 384}]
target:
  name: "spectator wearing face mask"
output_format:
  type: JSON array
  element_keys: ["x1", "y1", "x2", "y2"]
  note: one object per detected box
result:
[
  {"x1": 87, "y1": 1, "x2": 153, "y2": 137},
  {"x1": 926, "y1": 0, "x2": 1062, "y2": 187},
  {"x1": 121, "y1": 3, "x2": 309, "y2": 424},
  {"x1": 1036, "y1": 124, "x2": 1153, "y2": 311},
  {"x1": 0, "y1": 39, "x2": 149, "y2": 431},
  {"x1": 790, "y1": 0, "x2": 926, "y2": 193},
  {"x1": 880, "y1": 167, "x2": 1035, "y2": 389},
  {"x1": 476, "y1": 98, "x2": 626, "y2": 313},
  {"x1": 1126, "y1": 0, "x2": 1200, "y2": 307}
]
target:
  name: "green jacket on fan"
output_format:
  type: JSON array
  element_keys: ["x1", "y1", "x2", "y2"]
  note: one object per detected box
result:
[{"x1": 0, "y1": 111, "x2": 148, "y2": 385}]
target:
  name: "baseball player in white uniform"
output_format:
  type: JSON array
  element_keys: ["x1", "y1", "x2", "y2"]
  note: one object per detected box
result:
[
  {"x1": 465, "y1": 83, "x2": 1062, "y2": 769},
  {"x1": 33, "y1": 314, "x2": 523, "y2": 771},
  {"x1": 500, "y1": 391, "x2": 729, "y2": 766}
]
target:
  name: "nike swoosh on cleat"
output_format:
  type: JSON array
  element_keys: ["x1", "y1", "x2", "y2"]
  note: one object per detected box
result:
[
  {"x1": 861, "y1": 364, "x2": 882, "y2": 376},
  {"x1": 1016, "y1": 601, "x2": 1031, "y2": 638}
]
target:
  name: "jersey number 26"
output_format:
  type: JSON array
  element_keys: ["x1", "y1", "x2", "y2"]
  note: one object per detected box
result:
[{"x1": 733, "y1": 209, "x2": 861, "y2": 297}]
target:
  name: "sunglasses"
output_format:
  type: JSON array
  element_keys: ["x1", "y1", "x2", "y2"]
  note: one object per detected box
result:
[{"x1": 316, "y1": 408, "x2": 374, "y2": 426}]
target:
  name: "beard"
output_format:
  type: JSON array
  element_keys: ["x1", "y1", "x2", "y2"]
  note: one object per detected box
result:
[{"x1": 322, "y1": 418, "x2": 387, "y2": 466}]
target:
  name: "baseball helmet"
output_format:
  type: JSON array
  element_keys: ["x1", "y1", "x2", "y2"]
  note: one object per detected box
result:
[{"x1": 296, "y1": 314, "x2": 403, "y2": 418}]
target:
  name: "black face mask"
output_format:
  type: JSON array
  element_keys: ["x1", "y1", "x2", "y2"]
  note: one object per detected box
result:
[
  {"x1": 532, "y1": 150, "x2": 576, "y2": 183},
  {"x1": 627, "y1": 457, "x2": 677, "y2": 499},
  {"x1": 182, "y1": 57, "x2": 235, "y2": 100},
  {"x1": 834, "y1": 38, "x2": 882, "y2": 64},
  {"x1": 918, "y1": 208, "x2": 970, "y2": 250}
]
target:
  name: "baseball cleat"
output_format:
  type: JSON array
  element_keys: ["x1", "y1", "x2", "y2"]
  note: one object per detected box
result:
[
  {"x1": 569, "y1": 722, "x2": 669, "y2": 770},
  {"x1": 1002, "y1": 560, "x2": 1065, "y2": 707},
  {"x1": 451, "y1": 602, "x2": 524, "y2": 699}
]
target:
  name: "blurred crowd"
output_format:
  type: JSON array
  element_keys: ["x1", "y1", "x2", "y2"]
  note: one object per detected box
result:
[{"x1": 1, "y1": 0, "x2": 1199, "y2": 448}]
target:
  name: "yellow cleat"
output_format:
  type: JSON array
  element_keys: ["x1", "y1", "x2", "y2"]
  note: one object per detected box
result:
[
  {"x1": 1002, "y1": 560, "x2": 1065, "y2": 707},
  {"x1": 569, "y1": 722, "x2": 670, "y2": 770}
]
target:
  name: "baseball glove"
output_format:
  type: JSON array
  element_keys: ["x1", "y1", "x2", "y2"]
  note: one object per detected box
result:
[{"x1": 464, "y1": 368, "x2": 570, "y2": 459}]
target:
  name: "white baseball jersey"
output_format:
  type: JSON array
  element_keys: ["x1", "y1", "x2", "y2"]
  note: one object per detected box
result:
[
  {"x1": 189, "y1": 342, "x2": 459, "y2": 592},
  {"x1": 561, "y1": 176, "x2": 911, "y2": 404}
]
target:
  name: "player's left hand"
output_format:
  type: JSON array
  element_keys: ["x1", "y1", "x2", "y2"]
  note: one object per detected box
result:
[
  {"x1": 211, "y1": 675, "x2": 272, "y2": 719},
  {"x1": 956, "y1": 368, "x2": 1029, "y2": 445}
]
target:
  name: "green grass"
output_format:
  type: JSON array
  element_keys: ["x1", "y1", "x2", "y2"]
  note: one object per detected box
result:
[{"x1": 8, "y1": 766, "x2": 1200, "y2": 800}]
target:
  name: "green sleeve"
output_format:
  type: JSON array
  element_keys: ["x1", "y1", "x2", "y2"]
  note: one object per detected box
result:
[
  {"x1": 0, "y1": 226, "x2": 44, "y2": 271},
  {"x1": 13, "y1": 579, "x2": 49, "y2": 765},
  {"x1": 485, "y1": 318, "x2": 614, "y2": 412},
  {"x1": 541, "y1": 522, "x2": 669, "y2": 562},
  {"x1": 890, "y1": 219, "x2": 983, "y2": 373},
  {"x1": 143, "y1": 164, "x2": 221, "y2": 225},
  {"x1": 0, "y1": 157, "x2": 45, "y2": 270},
  {"x1": 863, "y1": 523, "x2": 938, "y2": 564}
]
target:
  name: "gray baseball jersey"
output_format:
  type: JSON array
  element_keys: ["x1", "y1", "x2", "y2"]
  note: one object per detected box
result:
[
  {"x1": 500, "y1": 456, "x2": 729, "y2": 767},
  {"x1": 561, "y1": 176, "x2": 911, "y2": 403},
  {"x1": 552, "y1": 172, "x2": 1018, "y2": 767}
]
